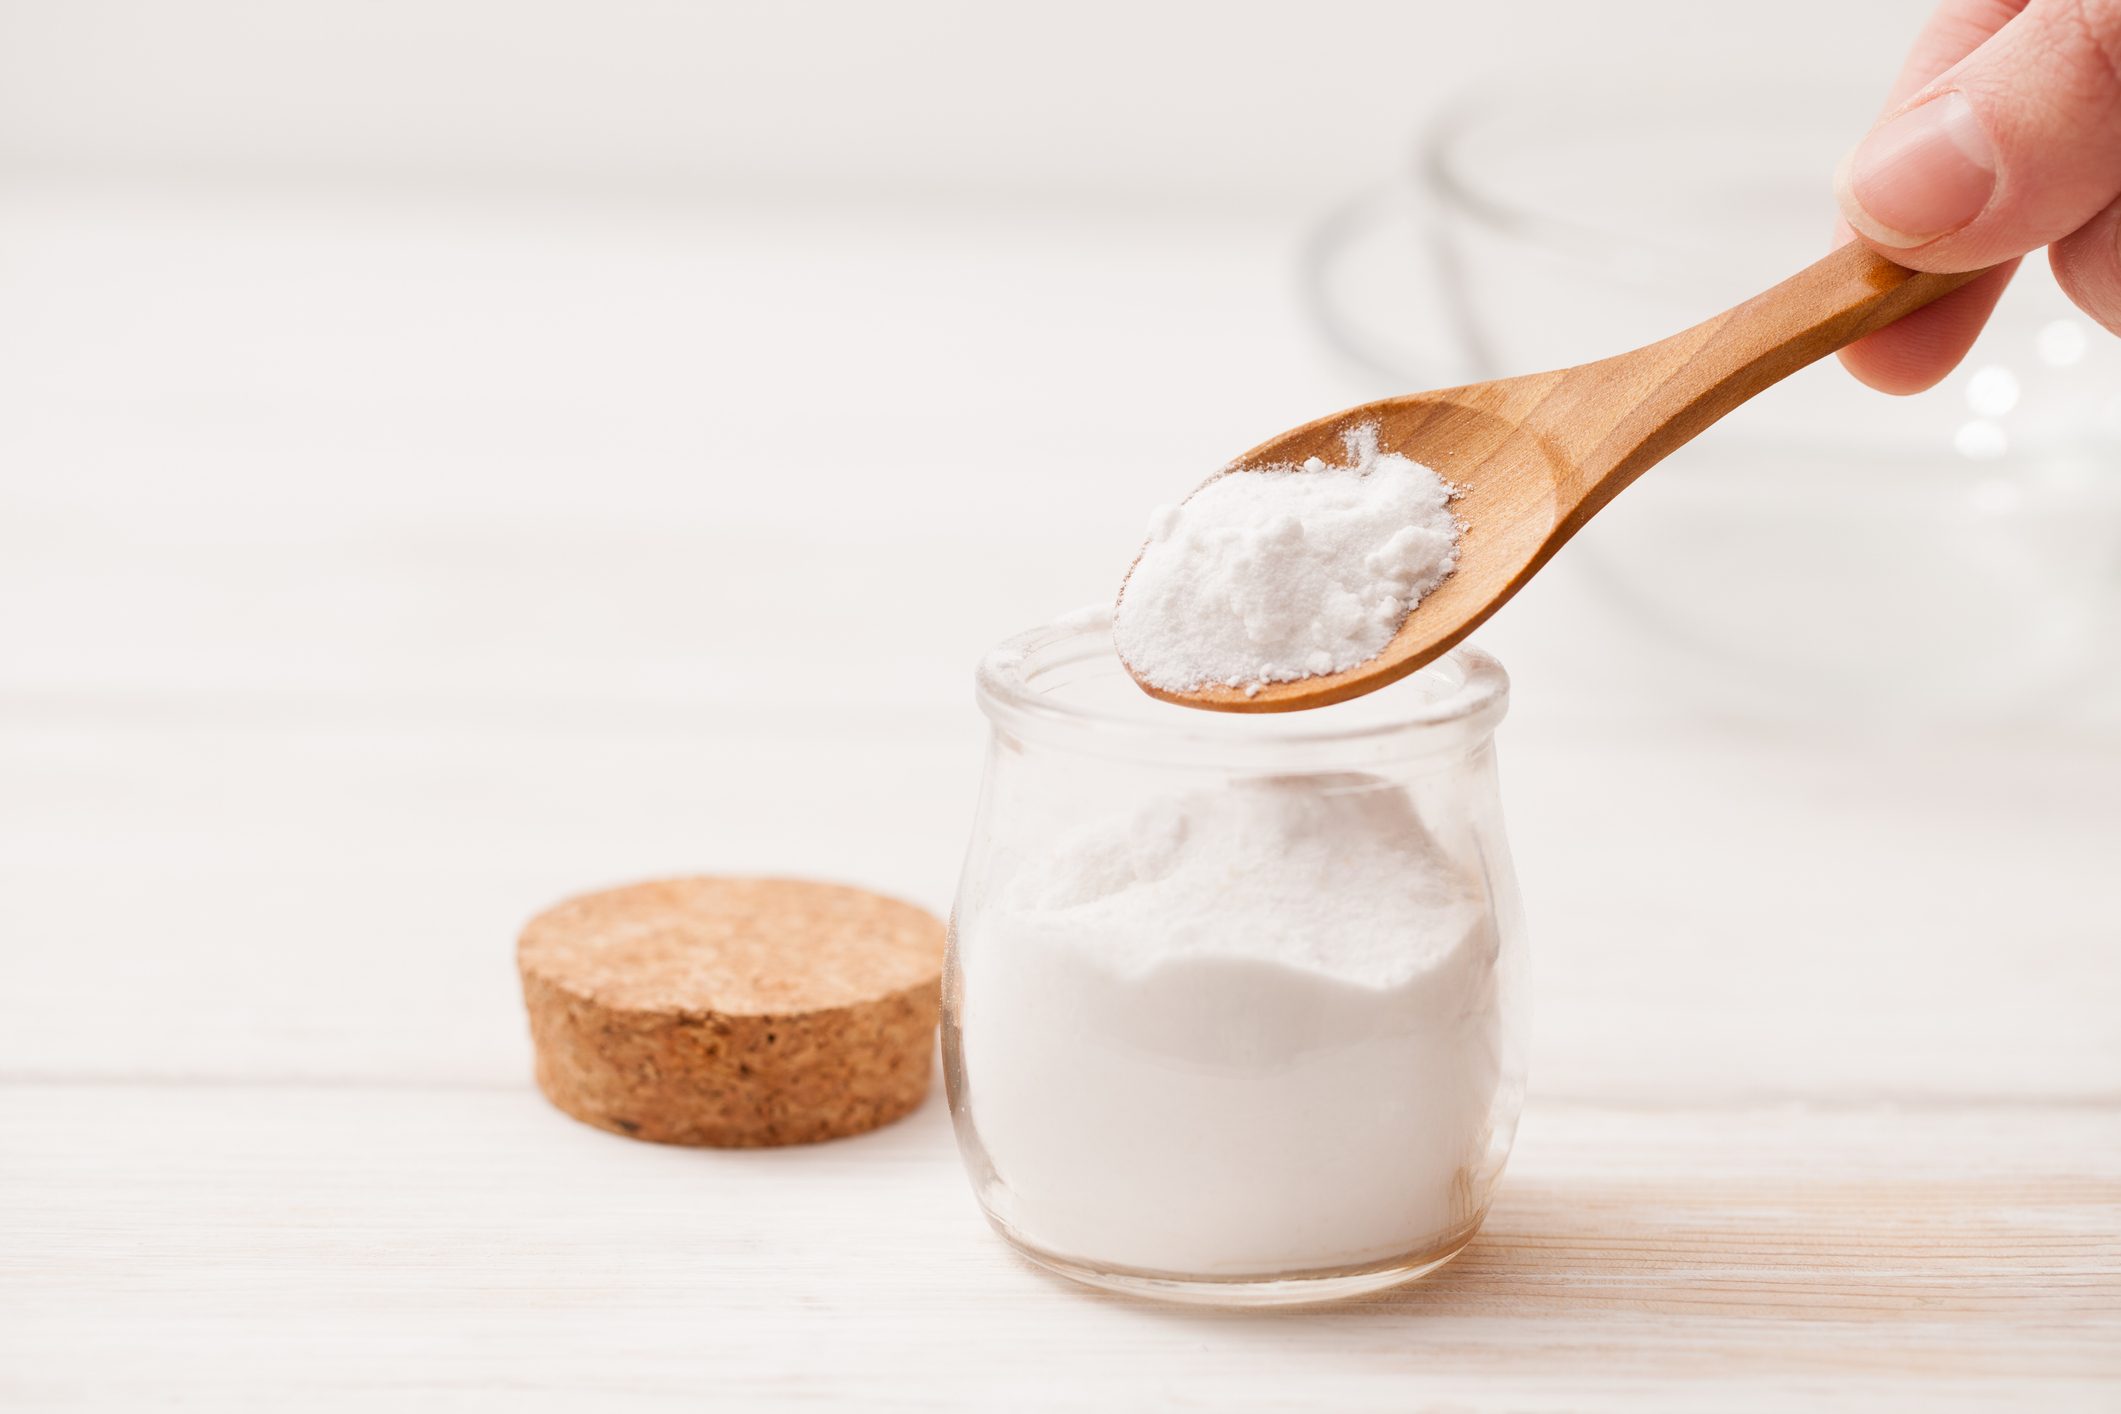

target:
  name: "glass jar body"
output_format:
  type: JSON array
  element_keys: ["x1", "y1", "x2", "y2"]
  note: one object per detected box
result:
[{"x1": 943, "y1": 615, "x2": 1527, "y2": 1305}]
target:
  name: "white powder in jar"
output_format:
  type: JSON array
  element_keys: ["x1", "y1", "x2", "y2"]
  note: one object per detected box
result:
[
  {"x1": 1114, "y1": 424, "x2": 1461, "y2": 694},
  {"x1": 957, "y1": 773, "x2": 1504, "y2": 1278}
]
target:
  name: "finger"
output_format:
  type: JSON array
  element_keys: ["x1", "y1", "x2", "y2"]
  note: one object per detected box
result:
[
  {"x1": 1834, "y1": 0, "x2": 2028, "y2": 391},
  {"x1": 1836, "y1": 254, "x2": 2022, "y2": 393},
  {"x1": 1837, "y1": 0, "x2": 2121, "y2": 271},
  {"x1": 2050, "y1": 192, "x2": 2121, "y2": 332},
  {"x1": 1878, "y1": 0, "x2": 2031, "y2": 110}
]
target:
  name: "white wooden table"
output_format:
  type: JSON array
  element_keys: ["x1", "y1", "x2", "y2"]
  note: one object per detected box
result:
[{"x1": 3, "y1": 181, "x2": 2116, "y2": 1410}]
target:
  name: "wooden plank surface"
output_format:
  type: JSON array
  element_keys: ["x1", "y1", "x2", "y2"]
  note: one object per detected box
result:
[
  {"x1": 3, "y1": 1087, "x2": 2114, "y2": 1411},
  {"x1": 2, "y1": 181, "x2": 2117, "y2": 1409},
  {"x1": 3, "y1": 716, "x2": 2114, "y2": 1101}
]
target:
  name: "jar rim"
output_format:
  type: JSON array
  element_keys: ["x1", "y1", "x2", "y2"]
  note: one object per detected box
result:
[{"x1": 974, "y1": 607, "x2": 1508, "y2": 763}]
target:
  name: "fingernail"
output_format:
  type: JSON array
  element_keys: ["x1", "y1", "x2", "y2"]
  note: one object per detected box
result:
[{"x1": 1836, "y1": 90, "x2": 1996, "y2": 248}]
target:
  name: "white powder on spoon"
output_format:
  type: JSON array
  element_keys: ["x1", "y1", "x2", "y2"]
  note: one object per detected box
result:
[{"x1": 1114, "y1": 424, "x2": 1461, "y2": 694}]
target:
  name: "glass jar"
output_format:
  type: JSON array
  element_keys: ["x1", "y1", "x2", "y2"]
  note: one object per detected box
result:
[{"x1": 943, "y1": 609, "x2": 1527, "y2": 1305}]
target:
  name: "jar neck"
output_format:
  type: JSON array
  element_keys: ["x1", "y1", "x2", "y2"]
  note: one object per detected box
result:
[{"x1": 976, "y1": 610, "x2": 1508, "y2": 773}]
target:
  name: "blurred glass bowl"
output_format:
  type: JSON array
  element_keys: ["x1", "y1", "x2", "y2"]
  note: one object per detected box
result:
[{"x1": 1306, "y1": 75, "x2": 2121, "y2": 720}]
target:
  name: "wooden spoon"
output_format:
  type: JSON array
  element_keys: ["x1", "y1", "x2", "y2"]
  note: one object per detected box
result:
[{"x1": 1129, "y1": 243, "x2": 1988, "y2": 712}]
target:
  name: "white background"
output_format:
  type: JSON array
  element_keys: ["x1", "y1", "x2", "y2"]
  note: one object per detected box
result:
[
  {"x1": 0, "y1": 1, "x2": 1932, "y2": 207},
  {"x1": 2, "y1": 2, "x2": 2116, "y2": 1409}
]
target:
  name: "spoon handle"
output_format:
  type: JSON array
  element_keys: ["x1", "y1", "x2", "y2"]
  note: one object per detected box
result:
[{"x1": 1562, "y1": 245, "x2": 1991, "y2": 508}]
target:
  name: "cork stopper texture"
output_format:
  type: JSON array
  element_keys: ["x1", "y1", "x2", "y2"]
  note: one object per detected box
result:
[{"x1": 518, "y1": 877, "x2": 946, "y2": 1147}]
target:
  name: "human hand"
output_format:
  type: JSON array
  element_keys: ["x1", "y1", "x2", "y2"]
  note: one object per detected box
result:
[{"x1": 1836, "y1": 0, "x2": 2121, "y2": 393}]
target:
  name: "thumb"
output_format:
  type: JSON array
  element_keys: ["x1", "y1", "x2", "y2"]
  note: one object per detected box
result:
[{"x1": 1836, "y1": 0, "x2": 2121, "y2": 272}]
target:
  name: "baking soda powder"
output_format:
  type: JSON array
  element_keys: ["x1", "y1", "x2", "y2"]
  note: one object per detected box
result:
[
  {"x1": 957, "y1": 774, "x2": 1504, "y2": 1277},
  {"x1": 1114, "y1": 424, "x2": 1461, "y2": 694}
]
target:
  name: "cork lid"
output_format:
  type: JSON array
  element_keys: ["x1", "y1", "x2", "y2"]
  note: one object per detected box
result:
[
  {"x1": 518, "y1": 876, "x2": 947, "y2": 1147},
  {"x1": 518, "y1": 876, "x2": 944, "y2": 1015}
]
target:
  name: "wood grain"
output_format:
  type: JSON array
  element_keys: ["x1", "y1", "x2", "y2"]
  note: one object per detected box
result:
[
  {"x1": 2, "y1": 1087, "x2": 2113, "y2": 1411},
  {"x1": 2, "y1": 184, "x2": 2114, "y2": 1411},
  {"x1": 6, "y1": 719, "x2": 2113, "y2": 1103}
]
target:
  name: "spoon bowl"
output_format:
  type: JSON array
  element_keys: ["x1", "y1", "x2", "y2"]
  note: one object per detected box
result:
[{"x1": 1130, "y1": 244, "x2": 1988, "y2": 712}]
